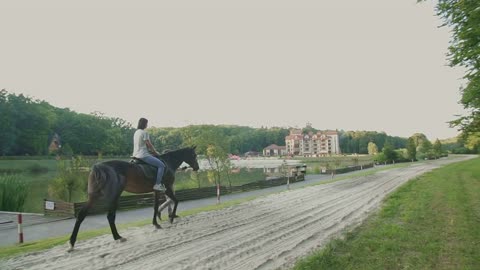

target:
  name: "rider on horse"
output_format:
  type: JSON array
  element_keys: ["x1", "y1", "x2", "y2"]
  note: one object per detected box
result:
[{"x1": 132, "y1": 117, "x2": 166, "y2": 191}]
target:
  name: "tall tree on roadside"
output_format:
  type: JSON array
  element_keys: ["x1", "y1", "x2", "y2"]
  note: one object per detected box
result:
[
  {"x1": 464, "y1": 133, "x2": 480, "y2": 153},
  {"x1": 419, "y1": 0, "x2": 480, "y2": 145},
  {"x1": 433, "y1": 139, "x2": 443, "y2": 158},
  {"x1": 382, "y1": 141, "x2": 397, "y2": 163},
  {"x1": 367, "y1": 142, "x2": 378, "y2": 155},
  {"x1": 410, "y1": 133, "x2": 428, "y2": 149},
  {"x1": 417, "y1": 139, "x2": 435, "y2": 160},
  {"x1": 407, "y1": 137, "x2": 417, "y2": 161}
]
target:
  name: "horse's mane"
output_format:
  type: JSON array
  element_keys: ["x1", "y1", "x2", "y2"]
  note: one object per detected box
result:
[{"x1": 159, "y1": 147, "x2": 192, "y2": 159}]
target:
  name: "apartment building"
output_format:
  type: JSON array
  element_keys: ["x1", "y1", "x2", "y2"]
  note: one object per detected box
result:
[{"x1": 285, "y1": 129, "x2": 340, "y2": 156}]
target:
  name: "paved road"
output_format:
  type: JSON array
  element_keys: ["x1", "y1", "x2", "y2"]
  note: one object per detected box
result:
[{"x1": 0, "y1": 167, "x2": 375, "y2": 247}]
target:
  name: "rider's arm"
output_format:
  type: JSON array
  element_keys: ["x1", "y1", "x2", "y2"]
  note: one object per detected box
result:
[{"x1": 145, "y1": 140, "x2": 160, "y2": 156}]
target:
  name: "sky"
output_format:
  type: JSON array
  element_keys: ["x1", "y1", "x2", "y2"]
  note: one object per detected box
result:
[{"x1": 0, "y1": 0, "x2": 467, "y2": 140}]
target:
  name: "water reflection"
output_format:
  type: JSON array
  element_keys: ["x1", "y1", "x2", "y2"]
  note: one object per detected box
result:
[{"x1": 174, "y1": 158, "x2": 307, "y2": 190}]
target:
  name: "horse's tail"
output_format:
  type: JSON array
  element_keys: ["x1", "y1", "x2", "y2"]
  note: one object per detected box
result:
[
  {"x1": 88, "y1": 164, "x2": 107, "y2": 195},
  {"x1": 87, "y1": 163, "x2": 122, "y2": 204}
]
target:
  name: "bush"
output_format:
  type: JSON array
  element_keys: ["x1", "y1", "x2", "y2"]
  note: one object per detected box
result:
[
  {"x1": 374, "y1": 153, "x2": 387, "y2": 164},
  {"x1": 0, "y1": 174, "x2": 28, "y2": 212}
]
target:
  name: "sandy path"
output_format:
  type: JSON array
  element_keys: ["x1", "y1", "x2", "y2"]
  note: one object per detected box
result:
[{"x1": 1, "y1": 156, "x2": 473, "y2": 270}]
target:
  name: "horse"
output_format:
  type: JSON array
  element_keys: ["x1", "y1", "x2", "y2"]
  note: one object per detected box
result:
[{"x1": 68, "y1": 146, "x2": 199, "y2": 252}]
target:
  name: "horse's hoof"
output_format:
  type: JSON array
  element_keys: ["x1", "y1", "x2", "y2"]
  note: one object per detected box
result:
[
  {"x1": 169, "y1": 218, "x2": 174, "y2": 224},
  {"x1": 116, "y1": 237, "x2": 127, "y2": 243},
  {"x1": 154, "y1": 224, "x2": 162, "y2": 229},
  {"x1": 67, "y1": 243, "x2": 74, "y2": 253}
]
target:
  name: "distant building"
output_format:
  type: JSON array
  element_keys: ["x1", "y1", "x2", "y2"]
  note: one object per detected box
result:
[
  {"x1": 285, "y1": 129, "x2": 340, "y2": 156},
  {"x1": 244, "y1": 151, "x2": 260, "y2": 157},
  {"x1": 263, "y1": 144, "x2": 287, "y2": 156},
  {"x1": 48, "y1": 133, "x2": 62, "y2": 153}
]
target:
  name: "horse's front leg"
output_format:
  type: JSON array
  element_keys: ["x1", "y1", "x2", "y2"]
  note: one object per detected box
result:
[
  {"x1": 152, "y1": 191, "x2": 161, "y2": 229},
  {"x1": 165, "y1": 188, "x2": 179, "y2": 224},
  {"x1": 157, "y1": 195, "x2": 174, "y2": 220}
]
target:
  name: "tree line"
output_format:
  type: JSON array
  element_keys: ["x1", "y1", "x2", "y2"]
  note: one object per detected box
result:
[
  {"x1": 0, "y1": 89, "x2": 473, "y2": 157},
  {"x1": 0, "y1": 90, "x2": 134, "y2": 156}
]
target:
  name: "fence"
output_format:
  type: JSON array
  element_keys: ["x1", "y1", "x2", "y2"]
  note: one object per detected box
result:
[
  {"x1": 44, "y1": 174, "x2": 305, "y2": 217},
  {"x1": 321, "y1": 163, "x2": 374, "y2": 175}
]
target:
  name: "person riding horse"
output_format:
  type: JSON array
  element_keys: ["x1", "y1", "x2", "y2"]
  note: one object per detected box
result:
[
  {"x1": 67, "y1": 130, "x2": 199, "y2": 251},
  {"x1": 132, "y1": 118, "x2": 166, "y2": 191}
]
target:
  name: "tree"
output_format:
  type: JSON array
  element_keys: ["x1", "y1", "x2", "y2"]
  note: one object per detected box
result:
[
  {"x1": 465, "y1": 132, "x2": 480, "y2": 153},
  {"x1": 382, "y1": 141, "x2": 397, "y2": 163},
  {"x1": 339, "y1": 131, "x2": 406, "y2": 154},
  {"x1": 417, "y1": 139, "x2": 435, "y2": 160},
  {"x1": 205, "y1": 144, "x2": 228, "y2": 186},
  {"x1": 410, "y1": 133, "x2": 428, "y2": 148},
  {"x1": 302, "y1": 122, "x2": 317, "y2": 134},
  {"x1": 433, "y1": 139, "x2": 443, "y2": 158},
  {"x1": 406, "y1": 137, "x2": 417, "y2": 161},
  {"x1": 367, "y1": 142, "x2": 378, "y2": 155},
  {"x1": 6, "y1": 93, "x2": 56, "y2": 155},
  {"x1": 48, "y1": 156, "x2": 88, "y2": 202},
  {"x1": 420, "y1": 1, "x2": 480, "y2": 144},
  {"x1": 193, "y1": 129, "x2": 230, "y2": 186},
  {"x1": 395, "y1": 149, "x2": 409, "y2": 162},
  {"x1": 374, "y1": 152, "x2": 387, "y2": 165},
  {"x1": 0, "y1": 90, "x2": 15, "y2": 155}
]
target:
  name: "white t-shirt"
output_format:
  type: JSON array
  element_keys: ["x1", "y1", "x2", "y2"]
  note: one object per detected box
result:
[{"x1": 132, "y1": 129, "x2": 151, "y2": 158}]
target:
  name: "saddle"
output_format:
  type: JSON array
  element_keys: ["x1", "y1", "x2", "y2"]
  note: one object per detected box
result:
[{"x1": 129, "y1": 157, "x2": 167, "y2": 183}]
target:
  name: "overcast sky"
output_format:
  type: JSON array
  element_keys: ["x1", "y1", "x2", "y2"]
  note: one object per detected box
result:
[{"x1": 0, "y1": 0, "x2": 466, "y2": 140}]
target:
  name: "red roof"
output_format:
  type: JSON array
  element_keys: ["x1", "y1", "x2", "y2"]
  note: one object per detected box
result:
[{"x1": 264, "y1": 144, "x2": 286, "y2": 150}]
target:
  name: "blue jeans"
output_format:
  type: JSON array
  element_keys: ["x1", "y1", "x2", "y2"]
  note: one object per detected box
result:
[{"x1": 141, "y1": 156, "x2": 165, "y2": 185}]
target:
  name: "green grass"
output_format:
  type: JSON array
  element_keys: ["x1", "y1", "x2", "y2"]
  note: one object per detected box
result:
[
  {"x1": 294, "y1": 157, "x2": 480, "y2": 270},
  {"x1": 297, "y1": 155, "x2": 374, "y2": 173},
  {"x1": 0, "y1": 160, "x2": 57, "y2": 173},
  {"x1": 0, "y1": 174, "x2": 28, "y2": 212}
]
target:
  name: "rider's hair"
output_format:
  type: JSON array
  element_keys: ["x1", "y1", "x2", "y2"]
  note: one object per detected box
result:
[{"x1": 137, "y1": 118, "x2": 148, "y2": 129}]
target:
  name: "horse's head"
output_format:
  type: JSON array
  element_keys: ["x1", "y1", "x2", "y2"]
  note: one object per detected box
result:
[{"x1": 184, "y1": 146, "x2": 200, "y2": 171}]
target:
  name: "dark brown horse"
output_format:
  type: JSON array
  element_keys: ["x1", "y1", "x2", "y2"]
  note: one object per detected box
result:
[{"x1": 68, "y1": 146, "x2": 199, "y2": 252}]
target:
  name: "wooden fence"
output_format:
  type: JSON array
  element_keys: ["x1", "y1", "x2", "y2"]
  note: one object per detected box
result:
[
  {"x1": 321, "y1": 163, "x2": 374, "y2": 175},
  {"x1": 44, "y1": 174, "x2": 305, "y2": 217}
]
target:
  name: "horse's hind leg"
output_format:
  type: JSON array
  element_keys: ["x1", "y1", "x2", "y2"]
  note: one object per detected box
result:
[
  {"x1": 68, "y1": 196, "x2": 95, "y2": 252},
  {"x1": 152, "y1": 191, "x2": 161, "y2": 229},
  {"x1": 107, "y1": 200, "x2": 125, "y2": 242}
]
